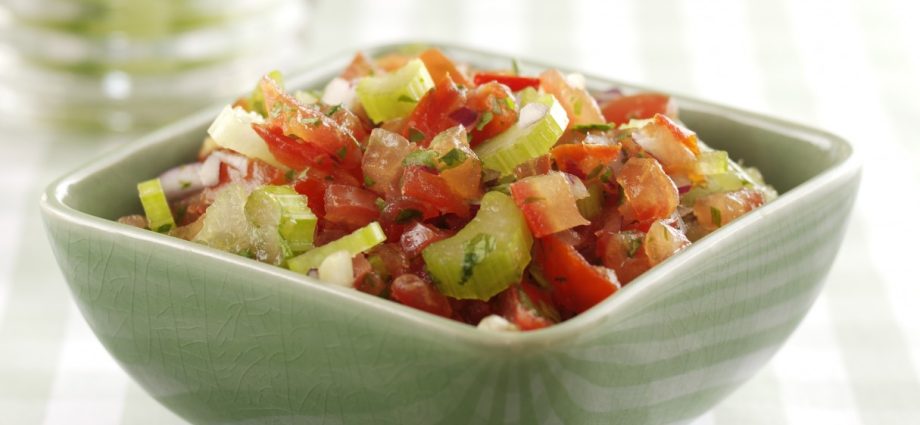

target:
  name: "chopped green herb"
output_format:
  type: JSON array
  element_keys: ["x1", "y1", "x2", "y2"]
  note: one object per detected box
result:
[
  {"x1": 179, "y1": 180, "x2": 191, "y2": 189},
  {"x1": 459, "y1": 233, "x2": 496, "y2": 285},
  {"x1": 503, "y1": 96, "x2": 516, "y2": 111},
  {"x1": 408, "y1": 127, "x2": 426, "y2": 143},
  {"x1": 402, "y1": 149, "x2": 439, "y2": 169},
  {"x1": 364, "y1": 175, "x2": 376, "y2": 187},
  {"x1": 336, "y1": 146, "x2": 347, "y2": 160},
  {"x1": 573, "y1": 123, "x2": 613, "y2": 133},
  {"x1": 299, "y1": 116, "x2": 320, "y2": 126},
  {"x1": 476, "y1": 111, "x2": 494, "y2": 131},
  {"x1": 285, "y1": 169, "x2": 295, "y2": 182},
  {"x1": 586, "y1": 164, "x2": 605, "y2": 180},
  {"x1": 625, "y1": 235, "x2": 642, "y2": 258},
  {"x1": 439, "y1": 148, "x2": 468, "y2": 169},
  {"x1": 511, "y1": 58, "x2": 521, "y2": 76},
  {"x1": 523, "y1": 196, "x2": 545, "y2": 204},
  {"x1": 325, "y1": 103, "x2": 342, "y2": 116},
  {"x1": 491, "y1": 98, "x2": 503, "y2": 115},
  {"x1": 397, "y1": 94, "x2": 417, "y2": 103},
  {"x1": 710, "y1": 206, "x2": 722, "y2": 227},
  {"x1": 600, "y1": 168, "x2": 614, "y2": 183},
  {"x1": 395, "y1": 208, "x2": 422, "y2": 224},
  {"x1": 374, "y1": 198, "x2": 386, "y2": 210},
  {"x1": 156, "y1": 224, "x2": 172, "y2": 233}
]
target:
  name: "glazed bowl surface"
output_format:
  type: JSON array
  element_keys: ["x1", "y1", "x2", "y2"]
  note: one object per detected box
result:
[{"x1": 41, "y1": 43, "x2": 860, "y2": 425}]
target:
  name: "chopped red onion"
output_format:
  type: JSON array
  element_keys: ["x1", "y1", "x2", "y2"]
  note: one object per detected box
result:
[
  {"x1": 593, "y1": 87, "x2": 624, "y2": 105},
  {"x1": 449, "y1": 107, "x2": 479, "y2": 126},
  {"x1": 158, "y1": 162, "x2": 205, "y2": 200},
  {"x1": 678, "y1": 185, "x2": 691, "y2": 195},
  {"x1": 210, "y1": 150, "x2": 249, "y2": 173}
]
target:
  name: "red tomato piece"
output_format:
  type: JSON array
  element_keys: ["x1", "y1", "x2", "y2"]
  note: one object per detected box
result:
[
  {"x1": 400, "y1": 166, "x2": 470, "y2": 218},
  {"x1": 510, "y1": 172, "x2": 589, "y2": 238},
  {"x1": 550, "y1": 143, "x2": 622, "y2": 180},
  {"x1": 465, "y1": 81, "x2": 518, "y2": 147},
  {"x1": 253, "y1": 123, "x2": 334, "y2": 172},
  {"x1": 597, "y1": 229, "x2": 651, "y2": 285},
  {"x1": 539, "y1": 69, "x2": 605, "y2": 126},
  {"x1": 616, "y1": 157, "x2": 679, "y2": 224},
  {"x1": 449, "y1": 298, "x2": 493, "y2": 325},
  {"x1": 339, "y1": 51, "x2": 377, "y2": 81},
  {"x1": 390, "y1": 274, "x2": 453, "y2": 318},
  {"x1": 494, "y1": 281, "x2": 558, "y2": 331},
  {"x1": 323, "y1": 184, "x2": 381, "y2": 230},
  {"x1": 419, "y1": 48, "x2": 473, "y2": 88},
  {"x1": 600, "y1": 93, "x2": 677, "y2": 126},
  {"x1": 472, "y1": 73, "x2": 541, "y2": 91},
  {"x1": 399, "y1": 222, "x2": 451, "y2": 258},
  {"x1": 404, "y1": 75, "x2": 467, "y2": 146},
  {"x1": 537, "y1": 235, "x2": 620, "y2": 314},
  {"x1": 292, "y1": 167, "x2": 362, "y2": 218}
]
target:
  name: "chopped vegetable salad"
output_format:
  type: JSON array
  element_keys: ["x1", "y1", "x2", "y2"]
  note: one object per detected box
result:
[{"x1": 120, "y1": 48, "x2": 776, "y2": 331}]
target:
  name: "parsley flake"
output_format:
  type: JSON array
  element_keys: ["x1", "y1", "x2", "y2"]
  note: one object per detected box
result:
[
  {"x1": 573, "y1": 123, "x2": 613, "y2": 133},
  {"x1": 439, "y1": 148, "x2": 468, "y2": 169},
  {"x1": 364, "y1": 175, "x2": 376, "y2": 187},
  {"x1": 336, "y1": 146, "x2": 347, "y2": 160},
  {"x1": 460, "y1": 233, "x2": 496, "y2": 285},
  {"x1": 395, "y1": 208, "x2": 422, "y2": 224},
  {"x1": 511, "y1": 58, "x2": 521, "y2": 76},
  {"x1": 402, "y1": 149, "x2": 439, "y2": 169},
  {"x1": 408, "y1": 127, "x2": 426, "y2": 143},
  {"x1": 710, "y1": 206, "x2": 722, "y2": 227},
  {"x1": 325, "y1": 104, "x2": 342, "y2": 116},
  {"x1": 625, "y1": 235, "x2": 642, "y2": 258},
  {"x1": 397, "y1": 94, "x2": 417, "y2": 103},
  {"x1": 476, "y1": 111, "x2": 494, "y2": 131}
]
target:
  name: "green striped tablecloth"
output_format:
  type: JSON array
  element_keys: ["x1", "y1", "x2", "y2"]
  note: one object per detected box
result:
[{"x1": 1, "y1": 0, "x2": 918, "y2": 423}]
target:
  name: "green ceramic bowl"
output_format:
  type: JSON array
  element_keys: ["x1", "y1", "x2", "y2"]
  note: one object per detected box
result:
[{"x1": 41, "y1": 44, "x2": 860, "y2": 425}]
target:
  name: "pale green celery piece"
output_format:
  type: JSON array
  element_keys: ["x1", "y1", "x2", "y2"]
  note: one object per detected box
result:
[
  {"x1": 245, "y1": 186, "x2": 317, "y2": 254},
  {"x1": 696, "y1": 150, "x2": 729, "y2": 175},
  {"x1": 474, "y1": 93, "x2": 569, "y2": 175},
  {"x1": 422, "y1": 192, "x2": 533, "y2": 300},
  {"x1": 249, "y1": 70, "x2": 284, "y2": 117},
  {"x1": 137, "y1": 178, "x2": 175, "y2": 233},
  {"x1": 516, "y1": 86, "x2": 542, "y2": 106},
  {"x1": 576, "y1": 182, "x2": 605, "y2": 220},
  {"x1": 681, "y1": 157, "x2": 764, "y2": 206},
  {"x1": 193, "y1": 184, "x2": 288, "y2": 265},
  {"x1": 356, "y1": 58, "x2": 435, "y2": 123},
  {"x1": 287, "y1": 222, "x2": 386, "y2": 274}
]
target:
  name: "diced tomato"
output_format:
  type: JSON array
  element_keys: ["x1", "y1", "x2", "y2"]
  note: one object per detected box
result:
[
  {"x1": 339, "y1": 52, "x2": 377, "y2": 81},
  {"x1": 597, "y1": 229, "x2": 651, "y2": 285},
  {"x1": 322, "y1": 102, "x2": 371, "y2": 145},
  {"x1": 465, "y1": 81, "x2": 518, "y2": 146},
  {"x1": 513, "y1": 155, "x2": 553, "y2": 179},
  {"x1": 323, "y1": 184, "x2": 381, "y2": 230},
  {"x1": 632, "y1": 114, "x2": 699, "y2": 179},
  {"x1": 292, "y1": 167, "x2": 361, "y2": 218},
  {"x1": 375, "y1": 53, "x2": 411, "y2": 72},
  {"x1": 494, "y1": 281, "x2": 558, "y2": 331},
  {"x1": 539, "y1": 69, "x2": 605, "y2": 126},
  {"x1": 427, "y1": 126, "x2": 482, "y2": 201},
  {"x1": 390, "y1": 274, "x2": 453, "y2": 318},
  {"x1": 550, "y1": 143, "x2": 622, "y2": 180},
  {"x1": 692, "y1": 188, "x2": 765, "y2": 231},
  {"x1": 449, "y1": 298, "x2": 493, "y2": 325},
  {"x1": 400, "y1": 166, "x2": 470, "y2": 218},
  {"x1": 259, "y1": 76, "x2": 363, "y2": 173},
  {"x1": 399, "y1": 222, "x2": 451, "y2": 258},
  {"x1": 510, "y1": 172, "x2": 589, "y2": 238},
  {"x1": 536, "y1": 235, "x2": 620, "y2": 314},
  {"x1": 368, "y1": 243, "x2": 411, "y2": 279},
  {"x1": 419, "y1": 48, "x2": 473, "y2": 88},
  {"x1": 616, "y1": 157, "x2": 679, "y2": 224},
  {"x1": 600, "y1": 93, "x2": 677, "y2": 126},
  {"x1": 362, "y1": 128, "x2": 416, "y2": 197},
  {"x1": 253, "y1": 123, "x2": 334, "y2": 171},
  {"x1": 473, "y1": 73, "x2": 541, "y2": 91},
  {"x1": 404, "y1": 75, "x2": 467, "y2": 146}
]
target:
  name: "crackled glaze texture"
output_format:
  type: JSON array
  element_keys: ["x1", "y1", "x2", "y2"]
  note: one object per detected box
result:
[{"x1": 41, "y1": 44, "x2": 859, "y2": 425}]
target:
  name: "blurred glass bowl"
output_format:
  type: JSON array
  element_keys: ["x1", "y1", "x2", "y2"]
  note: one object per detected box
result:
[{"x1": 0, "y1": 0, "x2": 311, "y2": 132}]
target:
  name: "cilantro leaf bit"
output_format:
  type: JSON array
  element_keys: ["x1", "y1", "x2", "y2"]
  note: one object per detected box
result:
[
  {"x1": 397, "y1": 94, "x2": 418, "y2": 103},
  {"x1": 402, "y1": 149, "x2": 439, "y2": 169},
  {"x1": 408, "y1": 127, "x2": 426, "y2": 143},
  {"x1": 476, "y1": 111, "x2": 494, "y2": 131},
  {"x1": 625, "y1": 236, "x2": 642, "y2": 258},
  {"x1": 511, "y1": 58, "x2": 521, "y2": 76},
  {"x1": 299, "y1": 116, "x2": 320, "y2": 126},
  {"x1": 439, "y1": 148, "x2": 469, "y2": 169},
  {"x1": 325, "y1": 103, "x2": 342, "y2": 116},
  {"x1": 573, "y1": 123, "x2": 614, "y2": 133},
  {"x1": 710, "y1": 206, "x2": 722, "y2": 227},
  {"x1": 364, "y1": 175, "x2": 376, "y2": 187},
  {"x1": 395, "y1": 208, "x2": 423, "y2": 224},
  {"x1": 336, "y1": 146, "x2": 348, "y2": 161},
  {"x1": 459, "y1": 233, "x2": 496, "y2": 285}
]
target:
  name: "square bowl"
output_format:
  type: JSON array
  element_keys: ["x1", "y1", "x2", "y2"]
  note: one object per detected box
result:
[{"x1": 41, "y1": 43, "x2": 860, "y2": 425}]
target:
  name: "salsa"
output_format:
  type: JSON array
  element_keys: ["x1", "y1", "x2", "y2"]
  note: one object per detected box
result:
[{"x1": 120, "y1": 49, "x2": 776, "y2": 331}]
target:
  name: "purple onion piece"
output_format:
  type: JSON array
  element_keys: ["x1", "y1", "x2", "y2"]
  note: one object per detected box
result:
[
  {"x1": 592, "y1": 87, "x2": 624, "y2": 105},
  {"x1": 449, "y1": 107, "x2": 479, "y2": 126},
  {"x1": 678, "y1": 185, "x2": 692, "y2": 195}
]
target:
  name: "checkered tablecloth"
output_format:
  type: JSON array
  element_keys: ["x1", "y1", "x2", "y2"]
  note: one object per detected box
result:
[{"x1": 2, "y1": 0, "x2": 919, "y2": 423}]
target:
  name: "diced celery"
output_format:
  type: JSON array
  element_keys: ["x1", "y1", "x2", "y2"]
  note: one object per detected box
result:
[
  {"x1": 696, "y1": 150, "x2": 729, "y2": 175},
  {"x1": 680, "y1": 157, "x2": 759, "y2": 206},
  {"x1": 207, "y1": 105, "x2": 288, "y2": 170},
  {"x1": 474, "y1": 94, "x2": 569, "y2": 175},
  {"x1": 248, "y1": 70, "x2": 283, "y2": 117},
  {"x1": 422, "y1": 192, "x2": 533, "y2": 300},
  {"x1": 576, "y1": 181, "x2": 605, "y2": 220},
  {"x1": 245, "y1": 186, "x2": 317, "y2": 254},
  {"x1": 516, "y1": 86, "x2": 542, "y2": 107},
  {"x1": 137, "y1": 178, "x2": 175, "y2": 233},
  {"x1": 287, "y1": 222, "x2": 386, "y2": 274},
  {"x1": 356, "y1": 58, "x2": 435, "y2": 123},
  {"x1": 193, "y1": 184, "x2": 287, "y2": 265}
]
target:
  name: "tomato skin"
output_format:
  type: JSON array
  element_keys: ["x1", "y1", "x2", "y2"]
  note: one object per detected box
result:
[
  {"x1": 510, "y1": 172, "x2": 589, "y2": 238},
  {"x1": 550, "y1": 143, "x2": 622, "y2": 180},
  {"x1": 404, "y1": 76, "x2": 467, "y2": 146},
  {"x1": 600, "y1": 93, "x2": 677, "y2": 126},
  {"x1": 399, "y1": 222, "x2": 451, "y2": 258},
  {"x1": 465, "y1": 82, "x2": 518, "y2": 147},
  {"x1": 473, "y1": 73, "x2": 540, "y2": 91},
  {"x1": 323, "y1": 184, "x2": 381, "y2": 230},
  {"x1": 292, "y1": 167, "x2": 361, "y2": 218},
  {"x1": 419, "y1": 48, "x2": 473, "y2": 88},
  {"x1": 537, "y1": 234, "x2": 620, "y2": 315},
  {"x1": 616, "y1": 157, "x2": 679, "y2": 224},
  {"x1": 400, "y1": 166, "x2": 470, "y2": 218},
  {"x1": 390, "y1": 274, "x2": 453, "y2": 318},
  {"x1": 253, "y1": 123, "x2": 333, "y2": 171}
]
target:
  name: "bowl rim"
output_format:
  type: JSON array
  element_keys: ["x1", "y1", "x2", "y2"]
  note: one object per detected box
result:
[{"x1": 41, "y1": 41, "x2": 862, "y2": 351}]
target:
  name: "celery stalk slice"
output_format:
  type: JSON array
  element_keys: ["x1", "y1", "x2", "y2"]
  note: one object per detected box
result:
[
  {"x1": 474, "y1": 94, "x2": 569, "y2": 175},
  {"x1": 207, "y1": 105, "x2": 287, "y2": 170},
  {"x1": 287, "y1": 222, "x2": 386, "y2": 274},
  {"x1": 356, "y1": 58, "x2": 434, "y2": 123},
  {"x1": 422, "y1": 192, "x2": 533, "y2": 300},
  {"x1": 137, "y1": 178, "x2": 175, "y2": 233},
  {"x1": 245, "y1": 186, "x2": 317, "y2": 254},
  {"x1": 576, "y1": 181, "x2": 605, "y2": 220}
]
